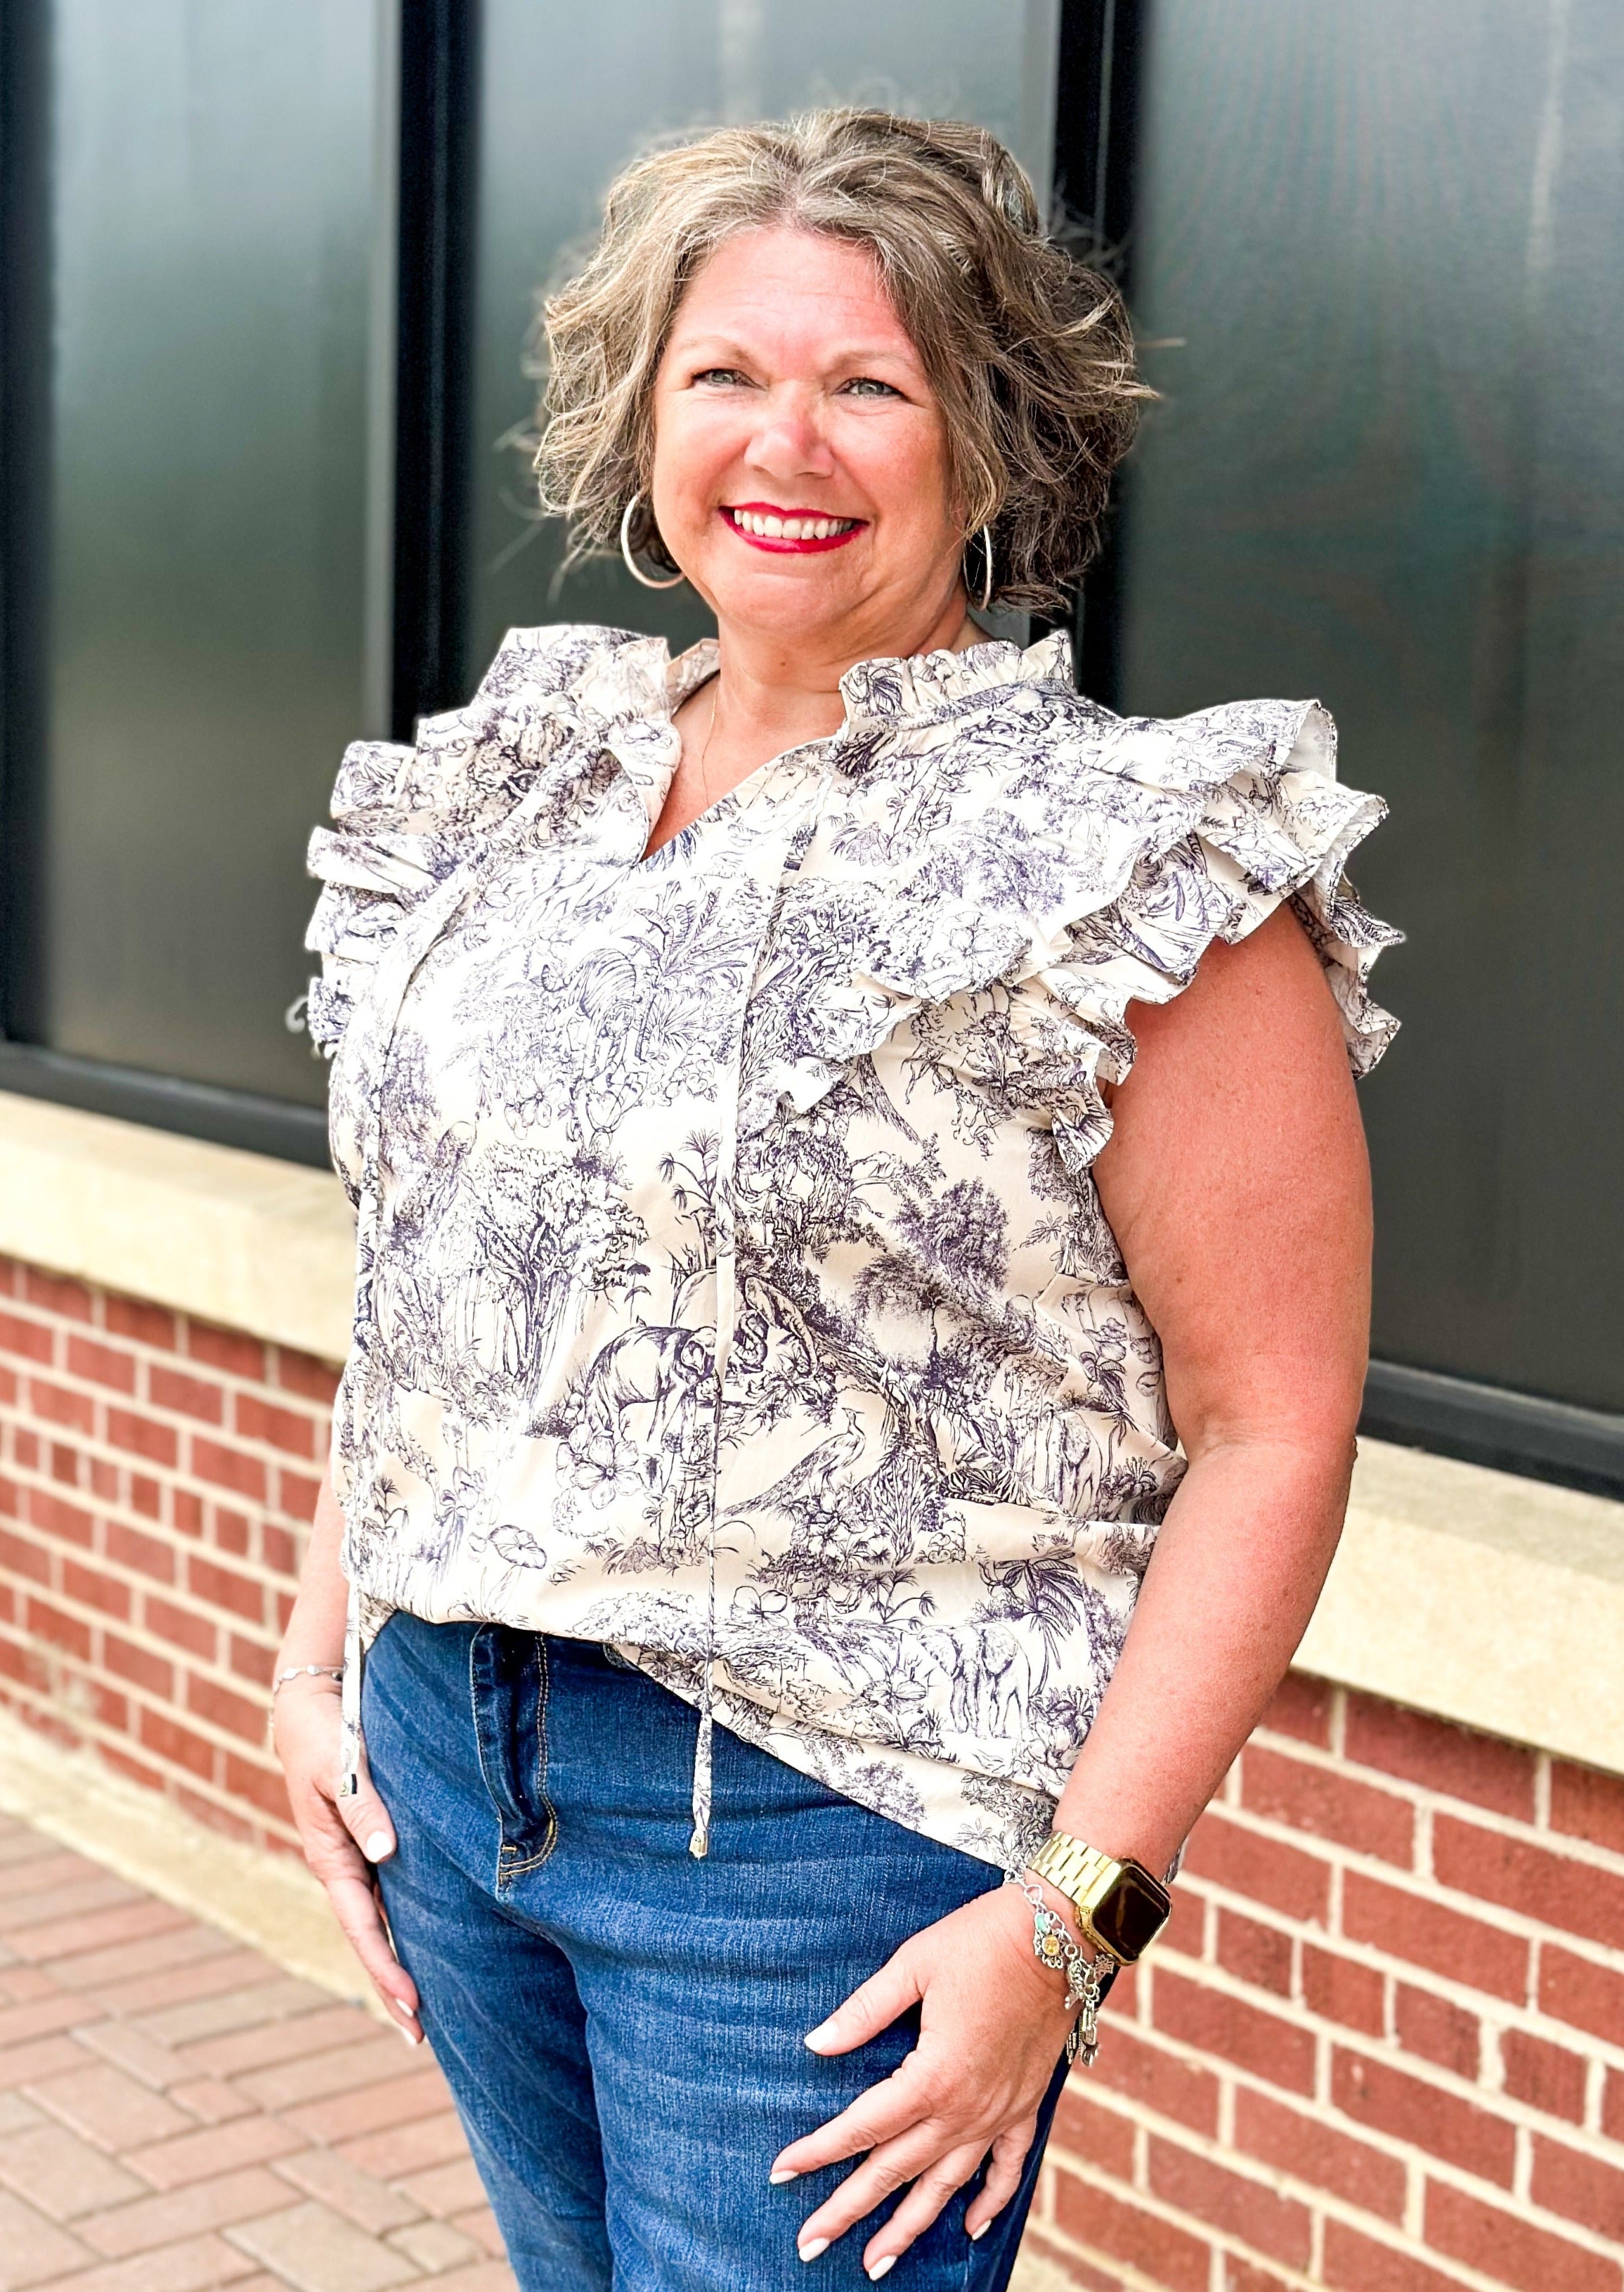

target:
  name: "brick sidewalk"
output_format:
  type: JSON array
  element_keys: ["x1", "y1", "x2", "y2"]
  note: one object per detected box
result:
[{"x1": 0, "y1": 1808, "x2": 516, "y2": 2291}]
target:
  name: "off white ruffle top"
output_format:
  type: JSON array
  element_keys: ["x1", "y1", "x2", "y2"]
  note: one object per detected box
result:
[{"x1": 306, "y1": 624, "x2": 1398, "y2": 1870}]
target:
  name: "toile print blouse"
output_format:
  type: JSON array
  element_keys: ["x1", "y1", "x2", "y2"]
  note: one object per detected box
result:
[{"x1": 305, "y1": 623, "x2": 1398, "y2": 1872}]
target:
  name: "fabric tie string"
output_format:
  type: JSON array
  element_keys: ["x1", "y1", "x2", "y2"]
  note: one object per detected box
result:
[
  {"x1": 686, "y1": 786, "x2": 824, "y2": 1858},
  {"x1": 689, "y1": 1019, "x2": 737, "y2": 1860}
]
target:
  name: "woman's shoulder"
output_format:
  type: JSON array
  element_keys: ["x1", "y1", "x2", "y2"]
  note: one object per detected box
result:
[
  {"x1": 869, "y1": 635, "x2": 1356, "y2": 823},
  {"x1": 475, "y1": 620, "x2": 653, "y2": 704},
  {"x1": 959, "y1": 644, "x2": 1340, "y2": 798},
  {"x1": 930, "y1": 648, "x2": 1386, "y2": 923}
]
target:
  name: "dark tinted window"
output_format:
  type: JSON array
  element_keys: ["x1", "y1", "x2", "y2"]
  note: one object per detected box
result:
[
  {"x1": 8, "y1": 1, "x2": 386, "y2": 1108},
  {"x1": 1115, "y1": 0, "x2": 1624, "y2": 1411}
]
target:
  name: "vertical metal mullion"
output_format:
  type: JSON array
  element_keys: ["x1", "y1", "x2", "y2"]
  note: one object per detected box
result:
[
  {"x1": 390, "y1": 0, "x2": 480, "y2": 742},
  {"x1": 363, "y1": 0, "x2": 403, "y2": 742},
  {"x1": 0, "y1": 0, "x2": 52, "y2": 1042},
  {"x1": 1051, "y1": 0, "x2": 1144, "y2": 701}
]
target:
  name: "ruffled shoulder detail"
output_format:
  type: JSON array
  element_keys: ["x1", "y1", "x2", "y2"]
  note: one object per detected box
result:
[
  {"x1": 1054, "y1": 696, "x2": 1400, "y2": 1075},
  {"x1": 739, "y1": 681, "x2": 1399, "y2": 1163},
  {"x1": 303, "y1": 623, "x2": 668, "y2": 1054}
]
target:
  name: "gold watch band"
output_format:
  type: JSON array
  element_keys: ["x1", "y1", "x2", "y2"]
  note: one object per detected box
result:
[
  {"x1": 1027, "y1": 1829, "x2": 1170, "y2": 1965},
  {"x1": 1028, "y1": 1832, "x2": 1125, "y2": 1926}
]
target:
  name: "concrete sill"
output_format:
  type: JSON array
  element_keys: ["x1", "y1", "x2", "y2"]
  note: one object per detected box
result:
[
  {"x1": 1305, "y1": 1435, "x2": 1624, "y2": 1777},
  {"x1": 0, "y1": 1090, "x2": 353, "y2": 1364}
]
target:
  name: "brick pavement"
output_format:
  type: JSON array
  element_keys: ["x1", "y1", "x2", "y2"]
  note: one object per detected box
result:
[{"x1": 0, "y1": 1809, "x2": 516, "y2": 2291}]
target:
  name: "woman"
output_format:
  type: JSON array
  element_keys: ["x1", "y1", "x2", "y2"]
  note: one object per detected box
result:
[{"x1": 274, "y1": 110, "x2": 1396, "y2": 2290}]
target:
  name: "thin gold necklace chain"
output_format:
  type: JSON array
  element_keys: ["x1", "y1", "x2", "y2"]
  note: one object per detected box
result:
[{"x1": 695, "y1": 679, "x2": 722, "y2": 800}]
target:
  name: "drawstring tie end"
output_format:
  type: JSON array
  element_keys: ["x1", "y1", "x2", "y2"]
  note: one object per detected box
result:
[{"x1": 688, "y1": 1659, "x2": 715, "y2": 1858}]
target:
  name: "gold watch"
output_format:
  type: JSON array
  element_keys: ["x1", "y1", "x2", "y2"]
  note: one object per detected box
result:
[{"x1": 1027, "y1": 1831, "x2": 1171, "y2": 1965}]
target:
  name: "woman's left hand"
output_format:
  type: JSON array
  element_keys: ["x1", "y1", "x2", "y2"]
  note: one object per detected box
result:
[{"x1": 770, "y1": 1879, "x2": 1079, "y2": 2277}]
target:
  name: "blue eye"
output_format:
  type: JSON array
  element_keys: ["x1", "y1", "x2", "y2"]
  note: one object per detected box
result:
[
  {"x1": 841, "y1": 377, "x2": 900, "y2": 398},
  {"x1": 694, "y1": 368, "x2": 749, "y2": 388}
]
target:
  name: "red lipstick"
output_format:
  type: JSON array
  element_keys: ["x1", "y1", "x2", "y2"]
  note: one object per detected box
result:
[{"x1": 721, "y1": 503, "x2": 865, "y2": 555}]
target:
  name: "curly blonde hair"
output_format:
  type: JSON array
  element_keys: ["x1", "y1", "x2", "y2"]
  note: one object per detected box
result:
[{"x1": 533, "y1": 109, "x2": 1146, "y2": 613}]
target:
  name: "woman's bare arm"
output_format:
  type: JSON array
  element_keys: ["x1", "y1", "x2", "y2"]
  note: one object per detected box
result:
[
  {"x1": 280, "y1": 1465, "x2": 349, "y2": 1669},
  {"x1": 272, "y1": 1465, "x2": 422, "y2": 2038},
  {"x1": 1056, "y1": 900, "x2": 1372, "y2": 1874}
]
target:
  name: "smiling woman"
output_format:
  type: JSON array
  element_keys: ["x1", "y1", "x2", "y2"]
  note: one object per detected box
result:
[
  {"x1": 638, "y1": 222, "x2": 1005, "y2": 849},
  {"x1": 275, "y1": 108, "x2": 1398, "y2": 2292},
  {"x1": 538, "y1": 111, "x2": 1140, "y2": 616}
]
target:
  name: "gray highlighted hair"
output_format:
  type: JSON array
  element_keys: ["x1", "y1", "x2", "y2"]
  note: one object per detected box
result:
[{"x1": 533, "y1": 108, "x2": 1146, "y2": 612}]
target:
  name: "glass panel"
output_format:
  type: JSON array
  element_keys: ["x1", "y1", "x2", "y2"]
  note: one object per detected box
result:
[
  {"x1": 1116, "y1": 0, "x2": 1624, "y2": 1411},
  {"x1": 466, "y1": 0, "x2": 1058, "y2": 676},
  {"x1": 25, "y1": 0, "x2": 383, "y2": 1105}
]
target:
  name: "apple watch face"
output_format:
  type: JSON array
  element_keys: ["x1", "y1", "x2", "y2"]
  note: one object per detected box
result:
[{"x1": 1091, "y1": 1865, "x2": 1171, "y2": 1961}]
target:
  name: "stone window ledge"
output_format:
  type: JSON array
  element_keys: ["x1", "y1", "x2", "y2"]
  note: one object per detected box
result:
[
  {"x1": 1303, "y1": 1435, "x2": 1624, "y2": 1778},
  {"x1": 3, "y1": 1093, "x2": 1619, "y2": 1779},
  {"x1": 0, "y1": 1092, "x2": 354, "y2": 1364}
]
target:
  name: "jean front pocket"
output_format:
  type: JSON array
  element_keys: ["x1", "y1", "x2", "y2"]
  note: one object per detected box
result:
[{"x1": 468, "y1": 1625, "x2": 557, "y2": 1890}]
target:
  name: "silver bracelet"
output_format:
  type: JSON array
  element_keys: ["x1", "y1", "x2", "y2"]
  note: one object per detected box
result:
[
  {"x1": 271, "y1": 1663, "x2": 344, "y2": 1703},
  {"x1": 1006, "y1": 1870, "x2": 1107, "y2": 2068}
]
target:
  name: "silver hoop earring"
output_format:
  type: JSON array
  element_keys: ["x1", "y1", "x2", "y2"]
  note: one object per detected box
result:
[
  {"x1": 968, "y1": 524, "x2": 994, "y2": 613},
  {"x1": 619, "y1": 496, "x2": 685, "y2": 590}
]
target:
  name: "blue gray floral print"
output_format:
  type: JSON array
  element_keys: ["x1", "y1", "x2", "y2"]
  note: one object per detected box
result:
[{"x1": 304, "y1": 627, "x2": 1398, "y2": 1872}]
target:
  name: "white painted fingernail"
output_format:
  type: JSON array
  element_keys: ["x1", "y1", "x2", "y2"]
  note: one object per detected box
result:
[
  {"x1": 969, "y1": 2220, "x2": 990, "y2": 2241},
  {"x1": 867, "y1": 2259, "x2": 897, "y2": 2281},
  {"x1": 769, "y1": 2168, "x2": 799, "y2": 2184},
  {"x1": 363, "y1": 1831, "x2": 391, "y2": 1860},
  {"x1": 798, "y1": 2238, "x2": 829, "y2": 2262},
  {"x1": 803, "y1": 2019, "x2": 836, "y2": 2050},
  {"x1": 398, "y1": 2022, "x2": 422, "y2": 2046}
]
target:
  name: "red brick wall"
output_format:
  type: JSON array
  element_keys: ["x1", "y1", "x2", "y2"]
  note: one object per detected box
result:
[
  {"x1": 1024, "y1": 1676, "x2": 1624, "y2": 2291},
  {"x1": 1, "y1": 1252, "x2": 1622, "y2": 2288},
  {"x1": 0, "y1": 1254, "x2": 333, "y2": 1851}
]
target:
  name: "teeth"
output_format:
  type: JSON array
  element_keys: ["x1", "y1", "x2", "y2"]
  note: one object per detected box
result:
[{"x1": 731, "y1": 510, "x2": 854, "y2": 541}]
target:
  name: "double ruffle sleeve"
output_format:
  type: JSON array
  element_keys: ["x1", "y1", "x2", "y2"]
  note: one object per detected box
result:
[{"x1": 736, "y1": 647, "x2": 1398, "y2": 1173}]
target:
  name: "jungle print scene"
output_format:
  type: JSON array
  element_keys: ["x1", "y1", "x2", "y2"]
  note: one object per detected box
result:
[{"x1": 305, "y1": 625, "x2": 1398, "y2": 1869}]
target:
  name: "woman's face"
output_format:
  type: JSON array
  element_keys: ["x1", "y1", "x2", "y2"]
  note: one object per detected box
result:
[{"x1": 649, "y1": 227, "x2": 967, "y2": 657}]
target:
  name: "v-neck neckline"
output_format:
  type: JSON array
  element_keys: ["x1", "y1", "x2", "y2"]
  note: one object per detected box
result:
[
  {"x1": 638, "y1": 658, "x2": 838, "y2": 865},
  {"x1": 576, "y1": 626, "x2": 1074, "y2": 865}
]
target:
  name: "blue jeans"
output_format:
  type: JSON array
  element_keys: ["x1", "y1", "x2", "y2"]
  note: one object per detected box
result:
[{"x1": 364, "y1": 1615, "x2": 1070, "y2": 2290}]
